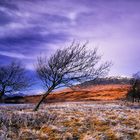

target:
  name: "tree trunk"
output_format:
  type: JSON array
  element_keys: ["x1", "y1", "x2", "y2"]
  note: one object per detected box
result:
[
  {"x1": 33, "y1": 89, "x2": 53, "y2": 111},
  {"x1": 0, "y1": 91, "x2": 4, "y2": 103}
]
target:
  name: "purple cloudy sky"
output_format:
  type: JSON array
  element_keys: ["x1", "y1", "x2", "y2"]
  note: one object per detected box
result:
[{"x1": 0, "y1": 0, "x2": 140, "y2": 77}]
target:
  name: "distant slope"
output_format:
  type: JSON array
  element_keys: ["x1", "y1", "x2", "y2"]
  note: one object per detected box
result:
[
  {"x1": 4, "y1": 84, "x2": 130, "y2": 103},
  {"x1": 79, "y1": 77, "x2": 130, "y2": 88}
]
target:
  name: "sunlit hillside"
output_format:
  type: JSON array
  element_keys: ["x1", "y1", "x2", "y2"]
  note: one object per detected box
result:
[{"x1": 11, "y1": 84, "x2": 130, "y2": 104}]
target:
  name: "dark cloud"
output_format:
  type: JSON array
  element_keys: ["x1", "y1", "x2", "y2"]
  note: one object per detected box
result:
[
  {"x1": 0, "y1": 0, "x2": 18, "y2": 10},
  {"x1": 0, "y1": 32, "x2": 65, "y2": 45},
  {"x1": 0, "y1": 31, "x2": 69, "y2": 54},
  {"x1": 0, "y1": 55, "x2": 17, "y2": 65},
  {"x1": 0, "y1": 11, "x2": 12, "y2": 25}
]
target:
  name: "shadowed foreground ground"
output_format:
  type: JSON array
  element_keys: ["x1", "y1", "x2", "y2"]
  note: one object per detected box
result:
[{"x1": 0, "y1": 101, "x2": 140, "y2": 140}]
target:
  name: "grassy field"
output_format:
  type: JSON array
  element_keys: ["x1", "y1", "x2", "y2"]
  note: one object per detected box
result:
[{"x1": 0, "y1": 101, "x2": 140, "y2": 140}]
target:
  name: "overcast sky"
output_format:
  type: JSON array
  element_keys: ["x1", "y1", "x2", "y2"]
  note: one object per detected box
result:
[{"x1": 0, "y1": 0, "x2": 140, "y2": 77}]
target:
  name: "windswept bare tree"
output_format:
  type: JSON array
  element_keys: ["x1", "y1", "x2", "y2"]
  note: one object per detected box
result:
[
  {"x1": 0, "y1": 62, "x2": 31, "y2": 101},
  {"x1": 34, "y1": 43, "x2": 111, "y2": 111}
]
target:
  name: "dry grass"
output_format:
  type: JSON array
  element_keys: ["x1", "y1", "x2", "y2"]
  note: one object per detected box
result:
[
  {"x1": 0, "y1": 101, "x2": 140, "y2": 139},
  {"x1": 23, "y1": 84, "x2": 130, "y2": 103}
]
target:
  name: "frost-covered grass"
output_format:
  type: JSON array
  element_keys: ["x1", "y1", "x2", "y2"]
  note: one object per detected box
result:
[{"x1": 0, "y1": 101, "x2": 140, "y2": 140}]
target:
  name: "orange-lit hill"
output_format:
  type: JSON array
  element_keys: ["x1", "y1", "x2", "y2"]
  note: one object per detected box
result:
[{"x1": 22, "y1": 84, "x2": 130, "y2": 103}]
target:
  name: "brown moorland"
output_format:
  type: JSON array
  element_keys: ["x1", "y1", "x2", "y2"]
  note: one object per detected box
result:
[{"x1": 20, "y1": 84, "x2": 130, "y2": 103}]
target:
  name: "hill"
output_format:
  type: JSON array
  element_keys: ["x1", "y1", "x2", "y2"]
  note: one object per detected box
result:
[
  {"x1": 4, "y1": 84, "x2": 130, "y2": 103},
  {"x1": 79, "y1": 77, "x2": 130, "y2": 87}
]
